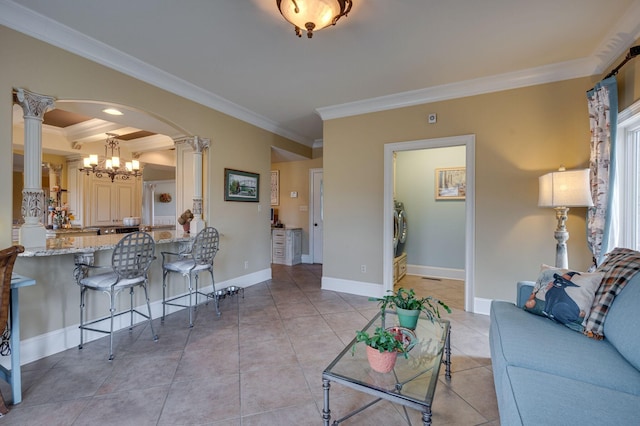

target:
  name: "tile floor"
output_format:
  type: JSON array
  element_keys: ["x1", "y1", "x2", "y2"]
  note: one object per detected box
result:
[{"x1": 0, "y1": 264, "x2": 499, "y2": 425}]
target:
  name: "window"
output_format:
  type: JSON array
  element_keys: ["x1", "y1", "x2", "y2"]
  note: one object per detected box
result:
[{"x1": 609, "y1": 100, "x2": 640, "y2": 251}]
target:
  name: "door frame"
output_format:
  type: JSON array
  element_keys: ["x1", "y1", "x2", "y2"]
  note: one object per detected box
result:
[
  {"x1": 383, "y1": 135, "x2": 476, "y2": 312},
  {"x1": 309, "y1": 168, "x2": 323, "y2": 263}
]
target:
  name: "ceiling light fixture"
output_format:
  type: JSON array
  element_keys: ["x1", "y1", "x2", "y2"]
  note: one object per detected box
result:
[
  {"x1": 79, "y1": 133, "x2": 141, "y2": 182},
  {"x1": 276, "y1": 0, "x2": 352, "y2": 38}
]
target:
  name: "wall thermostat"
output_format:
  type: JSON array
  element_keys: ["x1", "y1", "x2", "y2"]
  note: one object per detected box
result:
[{"x1": 428, "y1": 113, "x2": 437, "y2": 124}]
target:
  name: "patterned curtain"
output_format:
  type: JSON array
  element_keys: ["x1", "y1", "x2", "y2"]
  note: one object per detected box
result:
[{"x1": 586, "y1": 76, "x2": 618, "y2": 267}]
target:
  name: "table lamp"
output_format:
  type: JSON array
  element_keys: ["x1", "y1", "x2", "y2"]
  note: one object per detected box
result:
[{"x1": 538, "y1": 167, "x2": 594, "y2": 268}]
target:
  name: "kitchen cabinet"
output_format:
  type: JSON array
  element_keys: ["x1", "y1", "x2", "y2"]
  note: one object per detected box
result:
[
  {"x1": 89, "y1": 177, "x2": 139, "y2": 226},
  {"x1": 272, "y1": 228, "x2": 302, "y2": 266}
]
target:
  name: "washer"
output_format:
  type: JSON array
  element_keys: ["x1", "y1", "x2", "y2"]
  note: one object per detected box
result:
[{"x1": 394, "y1": 201, "x2": 408, "y2": 257}]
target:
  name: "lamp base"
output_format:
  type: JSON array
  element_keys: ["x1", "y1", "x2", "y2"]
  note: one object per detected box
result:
[{"x1": 554, "y1": 207, "x2": 569, "y2": 269}]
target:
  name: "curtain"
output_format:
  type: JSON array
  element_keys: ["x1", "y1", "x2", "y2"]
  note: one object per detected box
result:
[{"x1": 586, "y1": 76, "x2": 618, "y2": 267}]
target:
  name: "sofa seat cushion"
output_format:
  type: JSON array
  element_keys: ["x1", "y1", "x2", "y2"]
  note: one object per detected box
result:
[
  {"x1": 507, "y1": 366, "x2": 640, "y2": 426},
  {"x1": 491, "y1": 300, "x2": 640, "y2": 396}
]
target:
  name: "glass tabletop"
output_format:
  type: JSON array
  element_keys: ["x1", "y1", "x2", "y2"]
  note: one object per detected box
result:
[{"x1": 323, "y1": 310, "x2": 450, "y2": 407}]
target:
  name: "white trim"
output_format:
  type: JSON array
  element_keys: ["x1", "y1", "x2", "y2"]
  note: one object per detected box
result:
[
  {"x1": 384, "y1": 135, "x2": 476, "y2": 312},
  {"x1": 317, "y1": 59, "x2": 597, "y2": 120},
  {"x1": 473, "y1": 298, "x2": 492, "y2": 316},
  {"x1": 406, "y1": 265, "x2": 465, "y2": 281},
  {"x1": 309, "y1": 168, "x2": 323, "y2": 264},
  {"x1": 0, "y1": 268, "x2": 271, "y2": 368},
  {"x1": 321, "y1": 276, "x2": 384, "y2": 299},
  {"x1": 0, "y1": 1, "x2": 312, "y2": 147},
  {"x1": 301, "y1": 254, "x2": 313, "y2": 264}
]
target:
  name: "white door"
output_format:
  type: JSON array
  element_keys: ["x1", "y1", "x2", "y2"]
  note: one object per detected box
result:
[{"x1": 311, "y1": 169, "x2": 323, "y2": 264}]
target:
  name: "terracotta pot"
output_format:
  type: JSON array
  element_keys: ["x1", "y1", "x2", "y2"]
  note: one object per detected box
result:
[{"x1": 365, "y1": 345, "x2": 397, "y2": 373}]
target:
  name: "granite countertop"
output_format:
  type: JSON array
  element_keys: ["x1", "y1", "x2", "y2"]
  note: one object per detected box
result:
[{"x1": 19, "y1": 230, "x2": 193, "y2": 257}]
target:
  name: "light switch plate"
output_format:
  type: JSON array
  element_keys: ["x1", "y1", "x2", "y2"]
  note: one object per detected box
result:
[{"x1": 290, "y1": 191, "x2": 298, "y2": 198}]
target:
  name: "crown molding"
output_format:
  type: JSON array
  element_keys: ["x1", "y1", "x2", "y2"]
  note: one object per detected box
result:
[
  {"x1": 0, "y1": 0, "x2": 312, "y2": 147},
  {"x1": 317, "y1": 57, "x2": 602, "y2": 120}
]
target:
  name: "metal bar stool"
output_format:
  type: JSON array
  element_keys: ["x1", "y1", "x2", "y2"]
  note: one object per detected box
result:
[
  {"x1": 161, "y1": 227, "x2": 220, "y2": 327},
  {"x1": 75, "y1": 231, "x2": 158, "y2": 360}
]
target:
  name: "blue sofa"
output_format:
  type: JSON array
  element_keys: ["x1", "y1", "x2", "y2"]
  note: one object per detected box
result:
[{"x1": 489, "y1": 274, "x2": 640, "y2": 425}]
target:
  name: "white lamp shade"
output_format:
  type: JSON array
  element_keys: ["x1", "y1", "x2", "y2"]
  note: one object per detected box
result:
[
  {"x1": 89, "y1": 154, "x2": 98, "y2": 166},
  {"x1": 538, "y1": 169, "x2": 594, "y2": 207},
  {"x1": 278, "y1": 0, "x2": 343, "y2": 31}
]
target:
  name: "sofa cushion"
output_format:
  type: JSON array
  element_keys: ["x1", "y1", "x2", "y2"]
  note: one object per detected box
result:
[
  {"x1": 507, "y1": 366, "x2": 640, "y2": 426},
  {"x1": 491, "y1": 300, "x2": 640, "y2": 396},
  {"x1": 604, "y1": 271, "x2": 640, "y2": 370},
  {"x1": 523, "y1": 265, "x2": 603, "y2": 332}
]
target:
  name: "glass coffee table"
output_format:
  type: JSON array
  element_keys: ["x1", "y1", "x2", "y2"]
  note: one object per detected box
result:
[{"x1": 322, "y1": 310, "x2": 451, "y2": 426}]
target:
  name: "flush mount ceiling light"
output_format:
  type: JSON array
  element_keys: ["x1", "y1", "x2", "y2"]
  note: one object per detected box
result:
[{"x1": 276, "y1": 0, "x2": 352, "y2": 38}]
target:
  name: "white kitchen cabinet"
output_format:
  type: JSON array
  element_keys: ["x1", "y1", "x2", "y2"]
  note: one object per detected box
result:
[
  {"x1": 89, "y1": 177, "x2": 140, "y2": 226},
  {"x1": 272, "y1": 228, "x2": 302, "y2": 266}
]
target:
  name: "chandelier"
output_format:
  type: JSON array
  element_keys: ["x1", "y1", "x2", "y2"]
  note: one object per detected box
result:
[
  {"x1": 276, "y1": 0, "x2": 353, "y2": 38},
  {"x1": 79, "y1": 133, "x2": 141, "y2": 182}
]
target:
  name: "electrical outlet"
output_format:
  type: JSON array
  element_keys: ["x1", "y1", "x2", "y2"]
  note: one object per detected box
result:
[
  {"x1": 244, "y1": 261, "x2": 249, "y2": 270},
  {"x1": 360, "y1": 264, "x2": 367, "y2": 273}
]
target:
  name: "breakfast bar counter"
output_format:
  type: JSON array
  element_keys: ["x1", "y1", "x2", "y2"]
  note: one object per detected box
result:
[{"x1": 19, "y1": 230, "x2": 192, "y2": 257}]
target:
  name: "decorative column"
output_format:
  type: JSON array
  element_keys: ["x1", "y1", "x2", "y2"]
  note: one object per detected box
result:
[
  {"x1": 175, "y1": 136, "x2": 209, "y2": 235},
  {"x1": 14, "y1": 88, "x2": 55, "y2": 248}
]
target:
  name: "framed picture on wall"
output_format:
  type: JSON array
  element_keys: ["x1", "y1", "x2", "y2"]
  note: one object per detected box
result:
[
  {"x1": 224, "y1": 168, "x2": 260, "y2": 202},
  {"x1": 270, "y1": 170, "x2": 279, "y2": 206},
  {"x1": 435, "y1": 167, "x2": 466, "y2": 200}
]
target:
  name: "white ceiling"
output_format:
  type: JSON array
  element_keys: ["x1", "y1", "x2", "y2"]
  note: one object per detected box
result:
[{"x1": 2, "y1": 0, "x2": 640, "y2": 147}]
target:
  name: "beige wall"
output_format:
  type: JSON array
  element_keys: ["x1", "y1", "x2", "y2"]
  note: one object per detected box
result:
[
  {"x1": 271, "y1": 157, "x2": 323, "y2": 254},
  {"x1": 1, "y1": 26, "x2": 306, "y2": 284},
  {"x1": 323, "y1": 77, "x2": 609, "y2": 303}
]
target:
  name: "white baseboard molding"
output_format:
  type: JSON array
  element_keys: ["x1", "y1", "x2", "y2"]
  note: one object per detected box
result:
[
  {"x1": 473, "y1": 297, "x2": 492, "y2": 316},
  {"x1": 1, "y1": 268, "x2": 272, "y2": 369},
  {"x1": 406, "y1": 265, "x2": 465, "y2": 280},
  {"x1": 301, "y1": 254, "x2": 313, "y2": 264},
  {"x1": 321, "y1": 276, "x2": 384, "y2": 299}
]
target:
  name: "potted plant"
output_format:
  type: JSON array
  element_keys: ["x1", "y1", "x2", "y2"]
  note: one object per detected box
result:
[
  {"x1": 352, "y1": 326, "x2": 408, "y2": 373},
  {"x1": 377, "y1": 287, "x2": 451, "y2": 330}
]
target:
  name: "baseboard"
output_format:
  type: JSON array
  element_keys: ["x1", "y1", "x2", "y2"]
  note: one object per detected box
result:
[
  {"x1": 321, "y1": 276, "x2": 384, "y2": 298},
  {"x1": 0, "y1": 267, "x2": 272, "y2": 369},
  {"x1": 301, "y1": 254, "x2": 313, "y2": 264},
  {"x1": 473, "y1": 297, "x2": 492, "y2": 316},
  {"x1": 406, "y1": 265, "x2": 465, "y2": 280}
]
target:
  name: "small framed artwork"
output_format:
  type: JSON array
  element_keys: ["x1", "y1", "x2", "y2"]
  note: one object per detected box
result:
[
  {"x1": 270, "y1": 170, "x2": 280, "y2": 206},
  {"x1": 224, "y1": 168, "x2": 260, "y2": 202},
  {"x1": 435, "y1": 167, "x2": 466, "y2": 200}
]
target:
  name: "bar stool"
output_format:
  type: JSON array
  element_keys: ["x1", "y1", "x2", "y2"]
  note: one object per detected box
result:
[
  {"x1": 0, "y1": 245, "x2": 24, "y2": 415},
  {"x1": 76, "y1": 231, "x2": 158, "y2": 360},
  {"x1": 161, "y1": 227, "x2": 220, "y2": 327}
]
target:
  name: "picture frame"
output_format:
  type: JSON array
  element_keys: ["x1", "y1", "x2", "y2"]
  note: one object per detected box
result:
[
  {"x1": 224, "y1": 168, "x2": 260, "y2": 202},
  {"x1": 270, "y1": 170, "x2": 279, "y2": 206},
  {"x1": 435, "y1": 167, "x2": 466, "y2": 200}
]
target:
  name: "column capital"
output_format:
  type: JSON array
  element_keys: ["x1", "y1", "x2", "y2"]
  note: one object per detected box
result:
[
  {"x1": 13, "y1": 87, "x2": 55, "y2": 120},
  {"x1": 174, "y1": 136, "x2": 210, "y2": 153}
]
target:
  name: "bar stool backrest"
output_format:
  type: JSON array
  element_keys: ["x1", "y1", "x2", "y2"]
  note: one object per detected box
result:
[
  {"x1": 192, "y1": 227, "x2": 219, "y2": 266},
  {"x1": 112, "y1": 232, "x2": 155, "y2": 279},
  {"x1": 0, "y1": 245, "x2": 24, "y2": 331}
]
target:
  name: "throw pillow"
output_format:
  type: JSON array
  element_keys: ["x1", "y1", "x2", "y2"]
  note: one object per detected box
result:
[{"x1": 524, "y1": 265, "x2": 604, "y2": 332}]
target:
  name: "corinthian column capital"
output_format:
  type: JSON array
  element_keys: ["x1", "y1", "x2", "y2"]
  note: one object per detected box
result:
[
  {"x1": 174, "y1": 136, "x2": 210, "y2": 153},
  {"x1": 13, "y1": 87, "x2": 55, "y2": 120}
]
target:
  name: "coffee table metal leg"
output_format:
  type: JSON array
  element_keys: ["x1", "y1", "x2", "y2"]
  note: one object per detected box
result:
[
  {"x1": 322, "y1": 378, "x2": 331, "y2": 425},
  {"x1": 422, "y1": 409, "x2": 432, "y2": 425},
  {"x1": 444, "y1": 325, "x2": 452, "y2": 380}
]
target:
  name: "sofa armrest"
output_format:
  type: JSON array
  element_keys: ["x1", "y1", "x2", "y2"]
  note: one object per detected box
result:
[{"x1": 516, "y1": 281, "x2": 535, "y2": 308}]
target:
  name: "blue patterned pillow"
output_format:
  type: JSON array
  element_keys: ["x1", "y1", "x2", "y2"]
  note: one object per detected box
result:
[{"x1": 524, "y1": 265, "x2": 603, "y2": 332}]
